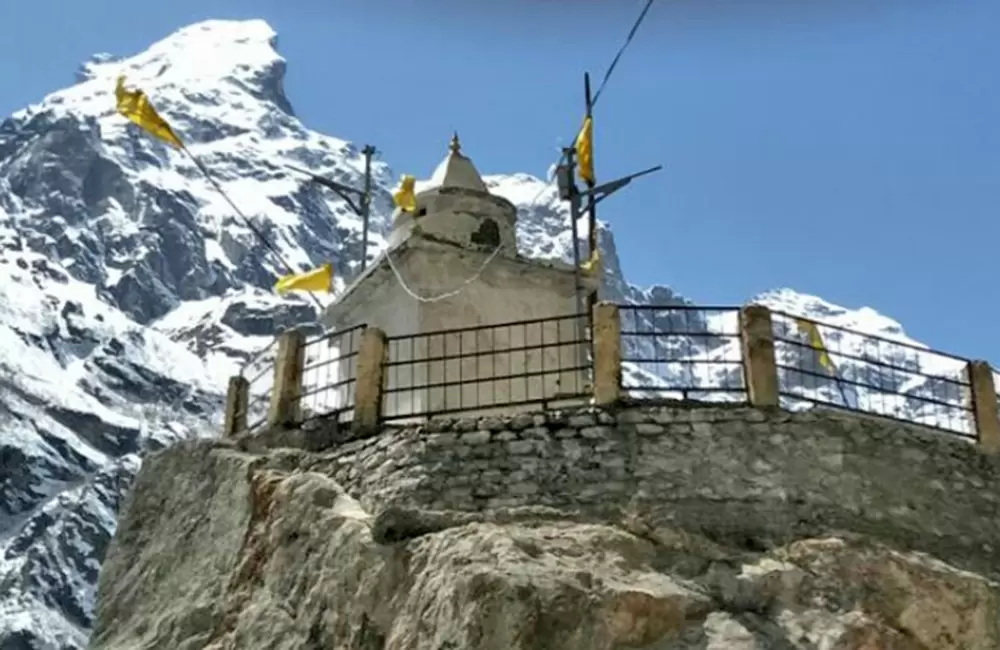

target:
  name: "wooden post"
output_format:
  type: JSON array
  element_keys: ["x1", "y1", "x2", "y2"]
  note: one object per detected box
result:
[
  {"x1": 739, "y1": 305, "x2": 780, "y2": 408},
  {"x1": 352, "y1": 327, "x2": 388, "y2": 434},
  {"x1": 967, "y1": 361, "x2": 1000, "y2": 455},
  {"x1": 592, "y1": 302, "x2": 621, "y2": 406},
  {"x1": 223, "y1": 375, "x2": 249, "y2": 436},
  {"x1": 267, "y1": 329, "x2": 306, "y2": 428}
]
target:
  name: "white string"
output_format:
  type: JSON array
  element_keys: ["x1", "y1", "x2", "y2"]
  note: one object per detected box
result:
[{"x1": 384, "y1": 243, "x2": 503, "y2": 303}]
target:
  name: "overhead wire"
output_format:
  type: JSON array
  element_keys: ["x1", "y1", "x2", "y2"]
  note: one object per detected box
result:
[
  {"x1": 178, "y1": 146, "x2": 325, "y2": 311},
  {"x1": 179, "y1": 148, "x2": 296, "y2": 277},
  {"x1": 532, "y1": 0, "x2": 658, "y2": 200},
  {"x1": 115, "y1": 86, "x2": 318, "y2": 310},
  {"x1": 590, "y1": 0, "x2": 656, "y2": 109}
]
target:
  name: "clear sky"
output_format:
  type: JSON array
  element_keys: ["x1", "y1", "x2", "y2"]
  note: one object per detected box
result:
[{"x1": 1, "y1": 0, "x2": 998, "y2": 362}]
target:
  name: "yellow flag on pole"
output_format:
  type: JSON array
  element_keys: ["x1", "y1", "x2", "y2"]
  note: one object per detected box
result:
[
  {"x1": 114, "y1": 76, "x2": 183, "y2": 148},
  {"x1": 393, "y1": 175, "x2": 417, "y2": 212},
  {"x1": 575, "y1": 116, "x2": 595, "y2": 185},
  {"x1": 795, "y1": 318, "x2": 835, "y2": 372},
  {"x1": 273, "y1": 263, "x2": 334, "y2": 295}
]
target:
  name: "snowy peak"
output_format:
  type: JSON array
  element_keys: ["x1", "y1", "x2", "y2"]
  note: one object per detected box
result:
[
  {"x1": 753, "y1": 288, "x2": 912, "y2": 343},
  {"x1": 16, "y1": 19, "x2": 294, "y2": 132},
  {"x1": 76, "y1": 53, "x2": 123, "y2": 84},
  {"x1": 132, "y1": 19, "x2": 284, "y2": 81},
  {"x1": 0, "y1": 17, "x2": 401, "y2": 329}
]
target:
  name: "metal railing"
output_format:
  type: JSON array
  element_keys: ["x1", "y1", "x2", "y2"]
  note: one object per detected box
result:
[
  {"x1": 619, "y1": 305, "x2": 746, "y2": 402},
  {"x1": 296, "y1": 324, "x2": 365, "y2": 423},
  {"x1": 771, "y1": 311, "x2": 975, "y2": 438},
  {"x1": 381, "y1": 313, "x2": 592, "y2": 420},
  {"x1": 239, "y1": 337, "x2": 279, "y2": 434},
  {"x1": 226, "y1": 302, "x2": 997, "y2": 450}
]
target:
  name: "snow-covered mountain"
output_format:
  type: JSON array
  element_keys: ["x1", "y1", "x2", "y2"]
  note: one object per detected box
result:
[{"x1": 0, "y1": 19, "x2": 976, "y2": 650}]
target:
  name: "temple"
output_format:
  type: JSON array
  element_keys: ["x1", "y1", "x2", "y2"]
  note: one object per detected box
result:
[
  {"x1": 322, "y1": 133, "x2": 594, "y2": 334},
  {"x1": 322, "y1": 134, "x2": 596, "y2": 418}
]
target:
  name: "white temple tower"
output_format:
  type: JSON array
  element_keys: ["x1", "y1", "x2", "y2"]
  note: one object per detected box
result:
[{"x1": 323, "y1": 134, "x2": 595, "y2": 418}]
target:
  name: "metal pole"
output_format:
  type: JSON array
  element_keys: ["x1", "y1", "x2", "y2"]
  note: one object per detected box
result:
[
  {"x1": 359, "y1": 145, "x2": 375, "y2": 272},
  {"x1": 583, "y1": 73, "x2": 600, "y2": 342},
  {"x1": 564, "y1": 147, "x2": 585, "y2": 320},
  {"x1": 584, "y1": 73, "x2": 598, "y2": 262}
]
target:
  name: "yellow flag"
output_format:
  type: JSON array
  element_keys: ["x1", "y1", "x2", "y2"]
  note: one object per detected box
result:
[
  {"x1": 581, "y1": 248, "x2": 601, "y2": 275},
  {"x1": 273, "y1": 263, "x2": 334, "y2": 295},
  {"x1": 575, "y1": 116, "x2": 594, "y2": 185},
  {"x1": 795, "y1": 318, "x2": 835, "y2": 372},
  {"x1": 393, "y1": 175, "x2": 417, "y2": 212},
  {"x1": 114, "y1": 76, "x2": 183, "y2": 148}
]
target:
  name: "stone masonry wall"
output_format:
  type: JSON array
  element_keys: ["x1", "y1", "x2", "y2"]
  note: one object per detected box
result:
[{"x1": 240, "y1": 404, "x2": 1000, "y2": 581}]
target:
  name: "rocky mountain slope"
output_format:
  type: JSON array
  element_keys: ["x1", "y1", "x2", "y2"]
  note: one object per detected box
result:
[
  {"x1": 88, "y1": 407, "x2": 1000, "y2": 650},
  {"x1": 0, "y1": 19, "x2": 981, "y2": 650}
]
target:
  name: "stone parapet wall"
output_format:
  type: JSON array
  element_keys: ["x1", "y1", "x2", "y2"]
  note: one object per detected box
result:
[{"x1": 258, "y1": 404, "x2": 1000, "y2": 580}]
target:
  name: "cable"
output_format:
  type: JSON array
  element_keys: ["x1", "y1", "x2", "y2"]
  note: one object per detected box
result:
[
  {"x1": 531, "y1": 0, "x2": 658, "y2": 201},
  {"x1": 117, "y1": 78, "x2": 327, "y2": 312},
  {"x1": 179, "y1": 146, "x2": 325, "y2": 311},
  {"x1": 384, "y1": 243, "x2": 502, "y2": 303},
  {"x1": 180, "y1": 147, "x2": 295, "y2": 276},
  {"x1": 591, "y1": 0, "x2": 656, "y2": 108}
]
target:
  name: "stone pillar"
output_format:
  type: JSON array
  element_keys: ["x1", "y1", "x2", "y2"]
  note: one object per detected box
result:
[
  {"x1": 967, "y1": 361, "x2": 1000, "y2": 454},
  {"x1": 353, "y1": 327, "x2": 388, "y2": 434},
  {"x1": 739, "y1": 305, "x2": 780, "y2": 408},
  {"x1": 592, "y1": 302, "x2": 621, "y2": 406},
  {"x1": 267, "y1": 329, "x2": 306, "y2": 429},
  {"x1": 223, "y1": 375, "x2": 249, "y2": 436}
]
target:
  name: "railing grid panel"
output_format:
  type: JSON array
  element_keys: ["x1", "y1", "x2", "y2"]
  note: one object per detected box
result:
[
  {"x1": 238, "y1": 337, "x2": 278, "y2": 434},
  {"x1": 619, "y1": 305, "x2": 746, "y2": 403},
  {"x1": 381, "y1": 314, "x2": 592, "y2": 420},
  {"x1": 770, "y1": 311, "x2": 974, "y2": 438},
  {"x1": 297, "y1": 324, "x2": 366, "y2": 423}
]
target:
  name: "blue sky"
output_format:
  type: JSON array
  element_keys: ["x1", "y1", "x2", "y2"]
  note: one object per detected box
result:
[{"x1": 1, "y1": 0, "x2": 998, "y2": 362}]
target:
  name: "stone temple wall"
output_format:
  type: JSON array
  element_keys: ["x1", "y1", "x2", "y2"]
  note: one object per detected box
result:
[{"x1": 237, "y1": 403, "x2": 1000, "y2": 581}]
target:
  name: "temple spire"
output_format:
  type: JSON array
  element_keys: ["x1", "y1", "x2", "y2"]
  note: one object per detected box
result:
[{"x1": 426, "y1": 131, "x2": 487, "y2": 192}]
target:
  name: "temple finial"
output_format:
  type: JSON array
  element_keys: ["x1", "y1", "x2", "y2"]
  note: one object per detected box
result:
[{"x1": 449, "y1": 131, "x2": 461, "y2": 154}]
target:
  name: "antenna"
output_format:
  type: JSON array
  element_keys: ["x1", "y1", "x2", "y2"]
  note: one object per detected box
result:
[
  {"x1": 285, "y1": 142, "x2": 378, "y2": 276},
  {"x1": 563, "y1": 71, "x2": 662, "y2": 329}
]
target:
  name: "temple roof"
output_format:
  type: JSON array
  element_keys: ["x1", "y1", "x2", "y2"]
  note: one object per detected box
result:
[{"x1": 425, "y1": 132, "x2": 489, "y2": 193}]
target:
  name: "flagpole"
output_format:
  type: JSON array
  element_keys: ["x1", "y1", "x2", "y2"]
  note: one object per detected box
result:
[
  {"x1": 798, "y1": 317, "x2": 852, "y2": 409},
  {"x1": 832, "y1": 364, "x2": 850, "y2": 407},
  {"x1": 360, "y1": 145, "x2": 375, "y2": 273},
  {"x1": 563, "y1": 148, "x2": 585, "y2": 320},
  {"x1": 836, "y1": 378, "x2": 850, "y2": 407},
  {"x1": 284, "y1": 144, "x2": 377, "y2": 279},
  {"x1": 116, "y1": 77, "x2": 328, "y2": 312},
  {"x1": 584, "y1": 73, "x2": 598, "y2": 269},
  {"x1": 583, "y1": 72, "x2": 599, "y2": 332},
  {"x1": 557, "y1": 147, "x2": 588, "y2": 355},
  {"x1": 825, "y1": 357, "x2": 851, "y2": 409}
]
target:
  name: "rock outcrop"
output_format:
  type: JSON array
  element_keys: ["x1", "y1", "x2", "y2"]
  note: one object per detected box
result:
[{"x1": 89, "y1": 406, "x2": 1000, "y2": 649}]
